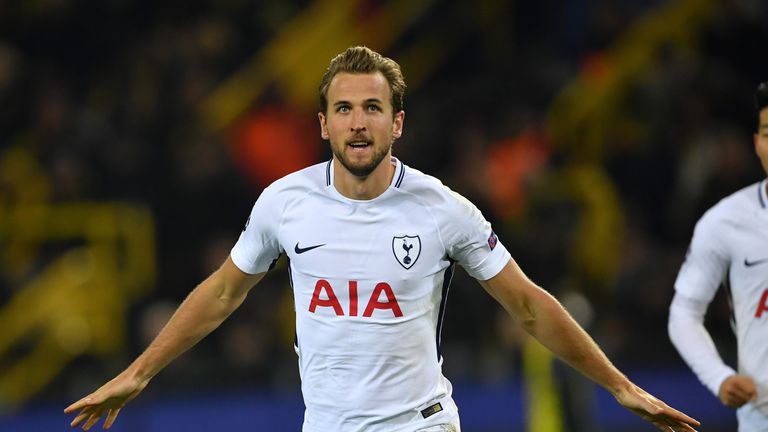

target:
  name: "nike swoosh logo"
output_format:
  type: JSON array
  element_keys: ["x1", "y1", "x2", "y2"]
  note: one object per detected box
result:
[
  {"x1": 295, "y1": 243, "x2": 325, "y2": 254},
  {"x1": 744, "y1": 257, "x2": 768, "y2": 267}
]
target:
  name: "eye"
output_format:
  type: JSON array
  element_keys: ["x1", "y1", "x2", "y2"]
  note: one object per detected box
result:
[
  {"x1": 367, "y1": 104, "x2": 382, "y2": 112},
  {"x1": 337, "y1": 106, "x2": 350, "y2": 113}
]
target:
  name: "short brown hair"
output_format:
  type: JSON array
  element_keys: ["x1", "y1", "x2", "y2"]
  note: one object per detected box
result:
[
  {"x1": 755, "y1": 81, "x2": 768, "y2": 131},
  {"x1": 318, "y1": 46, "x2": 406, "y2": 116},
  {"x1": 756, "y1": 81, "x2": 768, "y2": 112}
]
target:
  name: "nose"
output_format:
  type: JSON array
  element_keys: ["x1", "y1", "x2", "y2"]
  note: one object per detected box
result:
[{"x1": 350, "y1": 108, "x2": 366, "y2": 132}]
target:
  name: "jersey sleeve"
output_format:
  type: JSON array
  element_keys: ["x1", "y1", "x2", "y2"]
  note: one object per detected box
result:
[
  {"x1": 668, "y1": 292, "x2": 736, "y2": 396},
  {"x1": 669, "y1": 209, "x2": 734, "y2": 396},
  {"x1": 673, "y1": 210, "x2": 730, "y2": 303},
  {"x1": 230, "y1": 184, "x2": 283, "y2": 274},
  {"x1": 440, "y1": 190, "x2": 511, "y2": 281}
]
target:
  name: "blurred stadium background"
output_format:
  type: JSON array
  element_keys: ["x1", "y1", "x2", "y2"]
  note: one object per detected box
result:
[{"x1": 1, "y1": 0, "x2": 767, "y2": 430}]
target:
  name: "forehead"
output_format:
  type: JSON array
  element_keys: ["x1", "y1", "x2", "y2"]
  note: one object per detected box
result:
[
  {"x1": 761, "y1": 108, "x2": 768, "y2": 128},
  {"x1": 327, "y1": 72, "x2": 390, "y2": 104}
]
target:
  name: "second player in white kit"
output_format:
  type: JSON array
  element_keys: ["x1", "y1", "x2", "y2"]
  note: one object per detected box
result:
[
  {"x1": 669, "y1": 81, "x2": 768, "y2": 432},
  {"x1": 670, "y1": 181, "x2": 768, "y2": 431}
]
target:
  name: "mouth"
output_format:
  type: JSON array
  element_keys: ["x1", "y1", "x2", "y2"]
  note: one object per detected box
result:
[{"x1": 346, "y1": 140, "x2": 372, "y2": 151}]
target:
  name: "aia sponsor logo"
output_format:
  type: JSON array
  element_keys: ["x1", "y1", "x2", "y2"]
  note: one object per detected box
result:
[
  {"x1": 756, "y1": 289, "x2": 768, "y2": 319},
  {"x1": 309, "y1": 279, "x2": 403, "y2": 318}
]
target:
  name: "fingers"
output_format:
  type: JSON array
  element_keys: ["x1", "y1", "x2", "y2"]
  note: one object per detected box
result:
[
  {"x1": 661, "y1": 404, "x2": 700, "y2": 427},
  {"x1": 729, "y1": 388, "x2": 751, "y2": 402},
  {"x1": 654, "y1": 416, "x2": 697, "y2": 431},
  {"x1": 104, "y1": 408, "x2": 121, "y2": 429},
  {"x1": 660, "y1": 410, "x2": 700, "y2": 430},
  {"x1": 65, "y1": 375, "x2": 142, "y2": 430},
  {"x1": 82, "y1": 407, "x2": 105, "y2": 431},
  {"x1": 721, "y1": 386, "x2": 754, "y2": 407},
  {"x1": 669, "y1": 421, "x2": 698, "y2": 432},
  {"x1": 64, "y1": 397, "x2": 95, "y2": 414},
  {"x1": 621, "y1": 385, "x2": 700, "y2": 430},
  {"x1": 719, "y1": 375, "x2": 757, "y2": 407},
  {"x1": 643, "y1": 395, "x2": 698, "y2": 426},
  {"x1": 70, "y1": 408, "x2": 93, "y2": 428},
  {"x1": 641, "y1": 398, "x2": 699, "y2": 431},
  {"x1": 65, "y1": 395, "x2": 116, "y2": 430},
  {"x1": 659, "y1": 416, "x2": 699, "y2": 431},
  {"x1": 730, "y1": 380, "x2": 756, "y2": 403},
  {"x1": 68, "y1": 404, "x2": 122, "y2": 430}
]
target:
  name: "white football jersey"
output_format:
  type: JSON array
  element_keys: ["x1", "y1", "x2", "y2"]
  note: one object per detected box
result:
[
  {"x1": 673, "y1": 180, "x2": 768, "y2": 427},
  {"x1": 231, "y1": 157, "x2": 511, "y2": 432}
]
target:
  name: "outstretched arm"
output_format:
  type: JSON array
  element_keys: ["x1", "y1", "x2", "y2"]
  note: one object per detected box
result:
[
  {"x1": 64, "y1": 256, "x2": 265, "y2": 430},
  {"x1": 479, "y1": 259, "x2": 700, "y2": 432}
]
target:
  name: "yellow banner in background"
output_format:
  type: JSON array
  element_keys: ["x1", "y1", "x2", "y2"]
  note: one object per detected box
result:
[{"x1": 0, "y1": 147, "x2": 156, "y2": 407}]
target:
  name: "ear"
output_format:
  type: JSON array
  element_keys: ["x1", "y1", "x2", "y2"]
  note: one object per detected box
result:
[
  {"x1": 756, "y1": 132, "x2": 760, "y2": 155},
  {"x1": 318, "y1": 112, "x2": 329, "y2": 140},
  {"x1": 392, "y1": 110, "x2": 405, "y2": 139}
]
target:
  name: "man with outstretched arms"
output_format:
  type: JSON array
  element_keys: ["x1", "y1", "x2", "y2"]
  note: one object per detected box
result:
[
  {"x1": 231, "y1": 157, "x2": 511, "y2": 430},
  {"x1": 66, "y1": 46, "x2": 700, "y2": 432},
  {"x1": 669, "y1": 81, "x2": 768, "y2": 431}
]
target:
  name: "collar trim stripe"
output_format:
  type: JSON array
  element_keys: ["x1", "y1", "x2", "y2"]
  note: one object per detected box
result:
[
  {"x1": 394, "y1": 161, "x2": 405, "y2": 188},
  {"x1": 326, "y1": 158, "x2": 405, "y2": 188}
]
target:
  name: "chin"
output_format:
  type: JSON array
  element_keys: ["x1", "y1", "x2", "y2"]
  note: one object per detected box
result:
[{"x1": 348, "y1": 165, "x2": 376, "y2": 177}]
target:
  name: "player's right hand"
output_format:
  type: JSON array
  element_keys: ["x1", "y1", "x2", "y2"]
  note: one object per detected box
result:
[
  {"x1": 64, "y1": 373, "x2": 147, "y2": 430},
  {"x1": 718, "y1": 375, "x2": 757, "y2": 408}
]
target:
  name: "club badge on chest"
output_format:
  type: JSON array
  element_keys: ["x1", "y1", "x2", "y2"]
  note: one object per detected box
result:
[{"x1": 393, "y1": 235, "x2": 421, "y2": 269}]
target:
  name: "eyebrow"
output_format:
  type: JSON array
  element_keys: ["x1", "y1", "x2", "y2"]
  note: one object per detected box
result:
[{"x1": 332, "y1": 98, "x2": 384, "y2": 107}]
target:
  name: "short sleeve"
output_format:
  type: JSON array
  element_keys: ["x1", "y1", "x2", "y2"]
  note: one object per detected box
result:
[
  {"x1": 674, "y1": 212, "x2": 730, "y2": 304},
  {"x1": 441, "y1": 190, "x2": 511, "y2": 280},
  {"x1": 230, "y1": 185, "x2": 283, "y2": 274}
]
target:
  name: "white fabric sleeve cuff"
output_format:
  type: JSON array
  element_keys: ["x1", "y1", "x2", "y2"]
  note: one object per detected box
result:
[
  {"x1": 466, "y1": 245, "x2": 512, "y2": 281},
  {"x1": 668, "y1": 292, "x2": 736, "y2": 397}
]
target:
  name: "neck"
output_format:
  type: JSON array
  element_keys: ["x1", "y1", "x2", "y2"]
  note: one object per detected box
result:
[{"x1": 333, "y1": 156, "x2": 395, "y2": 200}]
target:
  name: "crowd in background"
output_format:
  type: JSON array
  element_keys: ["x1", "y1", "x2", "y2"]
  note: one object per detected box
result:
[{"x1": 1, "y1": 0, "x2": 767, "y2": 409}]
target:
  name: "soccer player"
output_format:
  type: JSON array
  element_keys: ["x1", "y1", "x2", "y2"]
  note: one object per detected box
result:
[
  {"x1": 66, "y1": 46, "x2": 700, "y2": 432},
  {"x1": 668, "y1": 81, "x2": 768, "y2": 431}
]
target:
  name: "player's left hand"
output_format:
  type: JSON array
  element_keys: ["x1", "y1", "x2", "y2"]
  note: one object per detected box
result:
[{"x1": 613, "y1": 382, "x2": 700, "y2": 431}]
